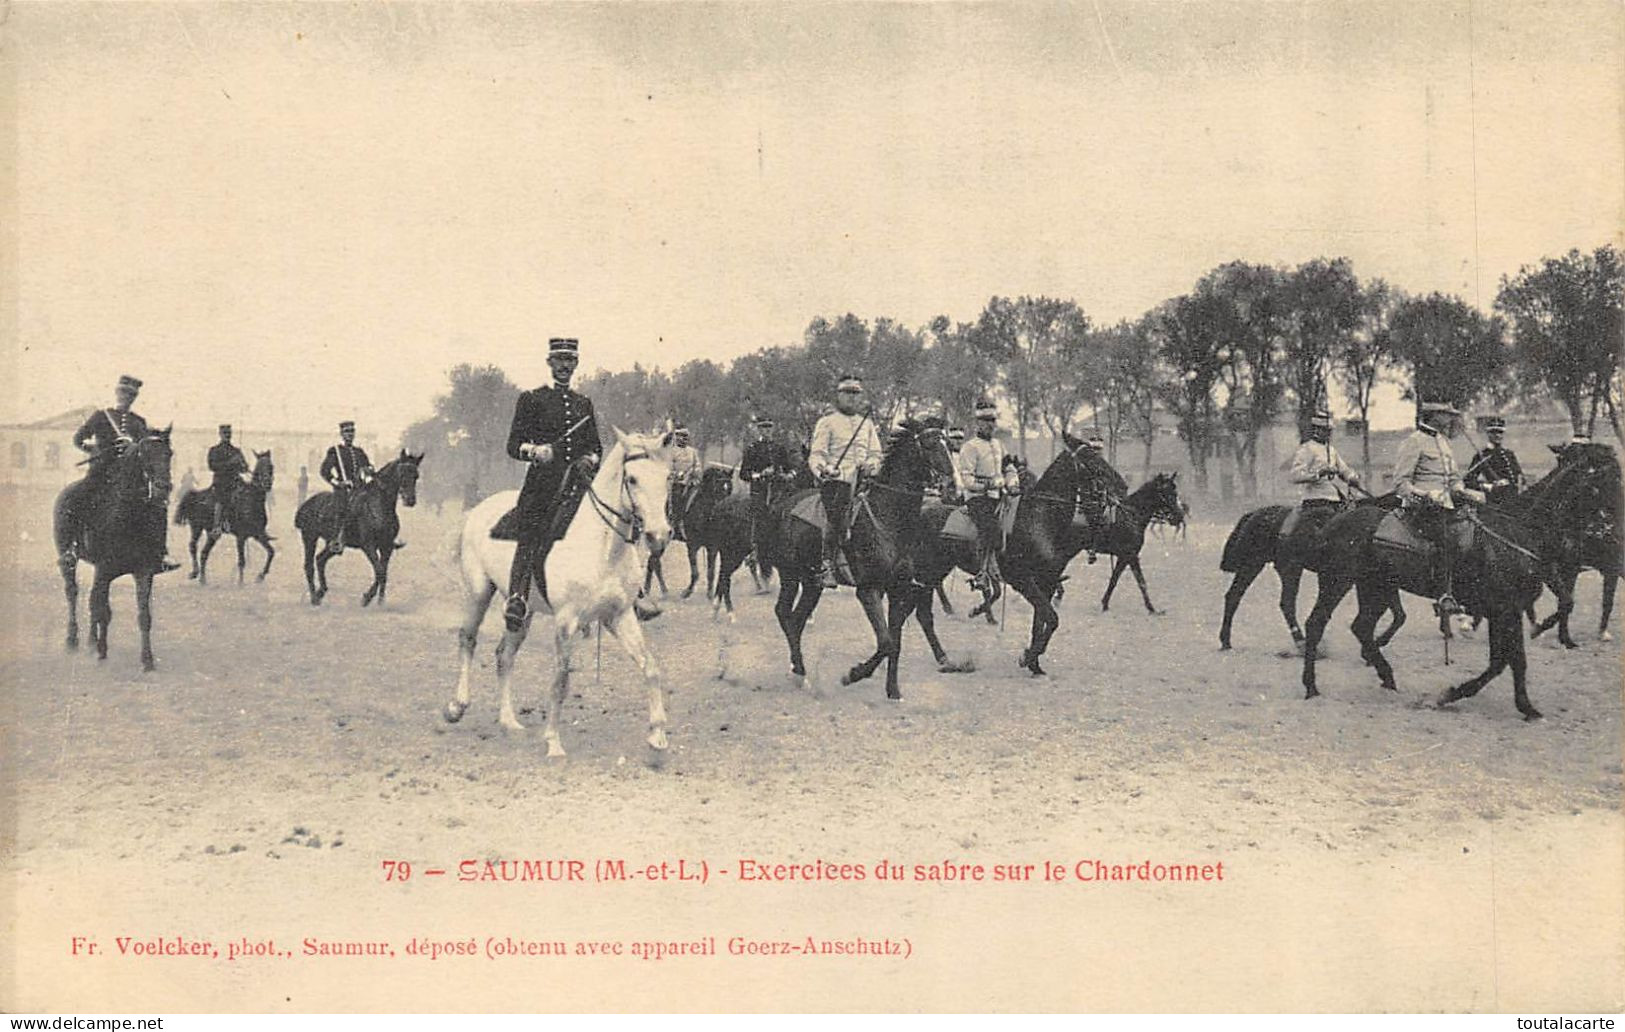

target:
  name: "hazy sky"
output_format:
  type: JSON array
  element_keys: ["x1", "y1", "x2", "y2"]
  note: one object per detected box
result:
[{"x1": 6, "y1": 1, "x2": 1621, "y2": 438}]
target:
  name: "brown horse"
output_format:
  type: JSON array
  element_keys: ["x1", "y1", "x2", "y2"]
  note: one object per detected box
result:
[
  {"x1": 173, "y1": 450, "x2": 276, "y2": 584},
  {"x1": 294, "y1": 451, "x2": 423, "y2": 607}
]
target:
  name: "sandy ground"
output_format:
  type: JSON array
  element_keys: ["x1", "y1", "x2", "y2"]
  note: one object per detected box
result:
[{"x1": 3, "y1": 493, "x2": 1621, "y2": 1012}]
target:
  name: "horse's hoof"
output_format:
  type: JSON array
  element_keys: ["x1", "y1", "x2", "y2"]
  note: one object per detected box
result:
[
  {"x1": 444, "y1": 700, "x2": 468, "y2": 723},
  {"x1": 840, "y1": 669, "x2": 858, "y2": 686},
  {"x1": 1304, "y1": 686, "x2": 1319, "y2": 699},
  {"x1": 1522, "y1": 708, "x2": 1544, "y2": 722},
  {"x1": 1562, "y1": 640, "x2": 1578, "y2": 650},
  {"x1": 1028, "y1": 663, "x2": 1046, "y2": 677},
  {"x1": 187, "y1": 571, "x2": 198, "y2": 580},
  {"x1": 886, "y1": 688, "x2": 901, "y2": 701},
  {"x1": 1148, "y1": 609, "x2": 1165, "y2": 617},
  {"x1": 142, "y1": 659, "x2": 156, "y2": 673},
  {"x1": 1218, "y1": 641, "x2": 1231, "y2": 651},
  {"x1": 647, "y1": 727, "x2": 669, "y2": 751},
  {"x1": 499, "y1": 716, "x2": 526, "y2": 733}
]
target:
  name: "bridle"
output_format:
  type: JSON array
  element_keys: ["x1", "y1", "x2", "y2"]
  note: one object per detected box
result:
[
  {"x1": 1021, "y1": 439, "x2": 1125, "y2": 517},
  {"x1": 123, "y1": 433, "x2": 172, "y2": 503},
  {"x1": 584, "y1": 443, "x2": 659, "y2": 544}
]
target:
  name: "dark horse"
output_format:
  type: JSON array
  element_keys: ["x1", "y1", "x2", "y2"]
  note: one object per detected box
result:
[
  {"x1": 1217, "y1": 492, "x2": 1406, "y2": 652},
  {"x1": 1300, "y1": 445, "x2": 1619, "y2": 719},
  {"x1": 53, "y1": 427, "x2": 175, "y2": 671},
  {"x1": 294, "y1": 451, "x2": 423, "y2": 607},
  {"x1": 1528, "y1": 442, "x2": 1623, "y2": 645},
  {"x1": 173, "y1": 450, "x2": 276, "y2": 584},
  {"x1": 756, "y1": 418, "x2": 957, "y2": 699},
  {"x1": 909, "y1": 436, "x2": 1156, "y2": 674},
  {"x1": 1076, "y1": 472, "x2": 1187, "y2": 614},
  {"x1": 644, "y1": 465, "x2": 747, "y2": 602}
]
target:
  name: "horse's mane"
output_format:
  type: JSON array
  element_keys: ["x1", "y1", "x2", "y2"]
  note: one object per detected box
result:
[{"x1": 1034, "y1": 433, "x2": 1128, "y2": 496}]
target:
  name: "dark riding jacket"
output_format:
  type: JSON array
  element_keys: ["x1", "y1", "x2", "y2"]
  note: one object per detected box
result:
[
  {"x1": 320, "y1": 443, "x2": 373, "y2": 489},
  {"x1": 1466, "y1": 445, "x2": 1523, "y2": 505},
  {"x1": 74, "y1": 408, "x2": 148, "y2": 475},
  {"x1": 507, "y1": 382, "x2": 602, "y2": 537},
  {"x1": 739, "y1": 438, "x2": 791, "y2": 500},
  {"x1": 208, "y1": 442, "x2": 248, "y2": 495}
]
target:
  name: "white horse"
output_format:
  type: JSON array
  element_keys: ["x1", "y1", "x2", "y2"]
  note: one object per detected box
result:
[{"x1": 446, "y1": 427, "x2": 674, "y2": 758}]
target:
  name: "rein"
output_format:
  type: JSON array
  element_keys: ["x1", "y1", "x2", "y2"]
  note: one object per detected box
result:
[{"x1": 582, "y1": 446, "x2": 654, "y2": 544}]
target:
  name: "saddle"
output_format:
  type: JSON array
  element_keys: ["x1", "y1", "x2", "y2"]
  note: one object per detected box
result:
[
  {"x1": 789, "y1": 490, "x2": 863, "y2": 539},
  {"x1": 1372, "y1": 509, "x2": 1477, "y2": 597},
  {"x1": 1069, "y1": 500, "x2": 1118, "y2": 532},
  {"x1": 939, "y1": 507, "x2": 978, "y2": 544}
]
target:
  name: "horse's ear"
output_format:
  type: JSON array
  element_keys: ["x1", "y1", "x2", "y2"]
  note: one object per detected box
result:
[
  {"x1": 1549, "y1": 444, "x2": 1565, "y2": 455},
  {"x1": 1170, "y1": 470, "x2": 1178, "y2": 481}
]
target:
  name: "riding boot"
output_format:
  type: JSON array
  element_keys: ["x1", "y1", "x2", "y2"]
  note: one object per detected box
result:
[
  {"x1": 505, "y1": 540, "x2": 537, "y2": 631},
  {"x1": 820, "y1": 535, "x2": 840, "y2": 590},
  {"x1": 1434, "y1": 548, "x2": 1461, "y2": 616}
]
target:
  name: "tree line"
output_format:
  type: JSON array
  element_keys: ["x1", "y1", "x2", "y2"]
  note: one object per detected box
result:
[{"x1": 405, "y1": 245, "x2": 1622, "y2": 505}]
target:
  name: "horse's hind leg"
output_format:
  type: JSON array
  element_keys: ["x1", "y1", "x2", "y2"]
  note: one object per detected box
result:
[
  {"x1": 135, "y1": 572, "x2": 156, "y2": 672},
  {"x1": 608, "y1": 605, "x2": 669, "y2": 751},
  {"x1": 58, "y1": 555, "x2": 80, "y2": 650},
  {"x1": 236, "y1": 536, "x2": 248, "y2": 585},
  {"x1": 446, "y1": 580, "x2": 497, "y2": 723},
  {"x1": 1101, "y1": 557, "x2": 1128, "y2": 611},
  {"x1": 914, "y1": 583, "x2": 953, "y2": 668},
  {"x1": 199, "y1": 529, "x2": 220, "y2": 585},
  {"x1": 1219, "y1": 561, "x2": 1265, "y2": 650},
  {"x1": 187, "y1": 525, "x2": 202, "y2": 580},
  {"x1": 882, "y1": 587, "x2": 922, "y2": 701},
  {"x1": 1602, "y1": 573, "x2": 1619, "y2": 641},
  {"x1": 360, "y1": 547, "x2": 383, "y2": 606},
  {"x1": 936, "y1": 581, "x2": 954, "y2": 616}
]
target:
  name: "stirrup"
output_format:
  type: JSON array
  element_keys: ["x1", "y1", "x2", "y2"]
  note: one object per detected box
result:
[
  {"x1": 1086, "y1": 550, "x2": 1098, "y2": 565},
  {"x1": 1433, "y1": 594, "x2": 1462, "y2": 617},
  {"x1": 156, "y1": 559, "x2": 181, "y2": 574},
  {"x1": 820, "y1": 558, "x2": 840, "y2": 589}
]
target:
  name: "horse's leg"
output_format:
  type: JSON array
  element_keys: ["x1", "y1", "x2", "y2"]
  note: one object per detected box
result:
[
  {"x1": 1277, "y1": 563, "x2": 1306, "y2": 648},
  {"x1": 542, "y1": 619, "x2": 575, "y2": 758},
  {"x1": 1373, "y1": 589, "x2": 1407, "y2": 647},
  {"x1": 1101, "y1": 556, "x2": 1128, "y2": 612},
  {"x1": 90, "y1": 570, "x2": 113, "y2": 661},
  {"x1": 842, "y1": 584, "x2": 893, "y2": 687},
  {"x1": 256, "y1": 534, "x2": 275, "y2": 582},
  {"x1": 882, "y1": 586, "x2": 922, "y2": 701},
  {"x1": 607, "y1": 604, "x2": 670, "y2": 751},
  {"x1": 1300, "y1": 576, "x2": 1354, "y2": 699},
  {"x1": 1439, "y1": 609, "x2": 1514, "y2": 712},
  {"x1": 236, "y1": 535, "x2": 248, "y2": 585},
  {"x1": 1601, "y1": 573, "x2": 1619, "y2": 641},
  {"x1": 681, "y1": 543, "x2": 700, "y2": 599},
  {"x1": 1218, "y1": 561, "x2": 1266, "y2": 650},
  {"x1": 1126, "y1": 555, "x2": 1161, "y2": 615},
  {"x1": 135, "y1": 571, "x2": 156, "y2": 672},
  {"x1": 493, "y1": 605, "x2": 533, "y2": 733},
  {"x1": 60, "y1": 555, "x2": 80, "y2": 650},
  {"x1": 1350, "y1": 582, "x2": 1395, "y2": 692},
  {"x1": 914, "y1": 582, "x2": 953, "y2": 669},
  {"x1": 375, "y1": 549, "x2": 393, "y2": 607},
  {"x1": 935, "y1": 581, "x2": 954, "y2": 616},
  {"x1": 1508, "y1": 612, "x2": 1539, "y2": 719},
  {"x1": 446, "y1": 578, "x2": 497, "y2": 724},
  {"x1": 198, "y1": 528, "x2": 219, "y2": 585},
  {"x1": 1551, "y1": 567, "x2": 1579, "y2": 649},
  {"x1": 360, "y1": 546, "x2": 383, "y2": 606},
  {"x1": 187, "y1": 524, "x2": 201, "y2": 579}
]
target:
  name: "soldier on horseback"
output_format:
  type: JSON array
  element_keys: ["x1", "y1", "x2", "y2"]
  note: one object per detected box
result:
[
  {"x1": 739, "y1": 414, "x2": 792, "y2": 557},
  {"x1": 1465, "y1": 415, "x2": 1523, "y2": 505},
  {"x1": 208, "y1": 424, "x2": 249, "y2": 534},
  {"x1": 503, "y1": 337, "x2": 608, "y2": 631},
  {"x1": 60, "y1": 374, "x2": 179, "y2": 572},
  {"x1": 1079, "y1": 432, "x2": 1113, "y2": 564},
  {"x1": 320, "y1": 421, "x2": 374, "y2": 555},
  {"x1": 1393, "y1": 400, "x2": 1484, "y2": 616},
  {"x1": 668, "y1": 424, "x2": 702, "y2": 539},
  {"x1": 957, "y1": 399, "x2": 1007, "y2": 591},
  {"x1": 1290, "y1": 409, "x2": 1361, "y2": 510},
  {"x1": 810, "y1": 374, "x2": 883, "y2": 589}
]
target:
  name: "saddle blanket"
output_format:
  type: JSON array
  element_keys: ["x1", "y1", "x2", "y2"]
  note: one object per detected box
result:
[
  {"x1": 489, "y1": 506, "x2": 523, "y2": 541},
  {"x1": 937, "y1": 500, "x2": 1020, "y2": 546},
  {"x1": 789, "y1": 492, "x2": 826, "y2": 533}
]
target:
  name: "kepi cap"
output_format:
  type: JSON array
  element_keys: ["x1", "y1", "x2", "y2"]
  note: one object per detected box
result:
[
  {"x1": 973, "y1": 399, "x2": 998, "y2": 420},
  {"x1": 339, "y1": 420, "x2": 356, "y2": 432},
  {"x1": 836, "y1": 374, "x2": 864, "y2": 393},
  {"x1": 117, "y1": 374, "x2": 143, "y2": 392},
  {"x1": 548, "y1": 338, "x2": 580, "y2": 356}
]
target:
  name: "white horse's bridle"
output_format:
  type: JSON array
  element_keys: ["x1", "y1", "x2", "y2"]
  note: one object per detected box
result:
[{"x1": 584, "y1": 445, "x2": 660, "y2": 544}]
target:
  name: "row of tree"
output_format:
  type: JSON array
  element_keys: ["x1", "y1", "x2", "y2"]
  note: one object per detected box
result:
[{"x1": 404, "y1": 245, "x2": 1622, "y2": 504}]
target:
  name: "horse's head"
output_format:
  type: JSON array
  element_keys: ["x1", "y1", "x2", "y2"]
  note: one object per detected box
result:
[
  {"x1": 119, "y1": 425, "x2": 175, "y2": 502},
  {"x1": 1140, "y1": 471, "x2": 1185, "y2": 526},
  {"x1": 611, "y1": 427, "x2": 674, "y2": 556},
  {"x1": 885, "y1": 416, "x2": 961, "y2": 493},
  {"x1": 251, "y1": 450, "x2": 274, "y2": 491},
  {"x1": 388, "y1": 449, "x2": 424, "y2": 507}
]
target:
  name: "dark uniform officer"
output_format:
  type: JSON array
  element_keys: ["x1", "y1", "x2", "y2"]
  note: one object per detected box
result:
[
  {"x1": 62, "y1": 374, "x2": 179, "y2": 571},
  {"x1": 319, "y1": 420, "x2": 374, "y2": 554},
  {"x1": 738, "y1": 415, "x2": 791, "y2": 554},
  {"x1": 1465, "y1": 416, "x2": 1523, "y2": 505},
  {"x1": 504, "y1": 337, "x2": 604, "y2": 630},
  {"x1": 207, "y1": 424, "x2": 249, "y2": 533}
]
